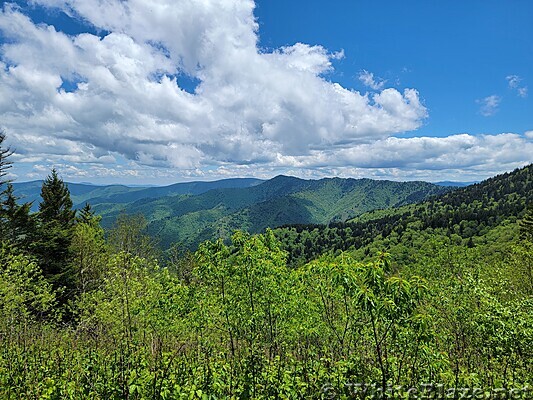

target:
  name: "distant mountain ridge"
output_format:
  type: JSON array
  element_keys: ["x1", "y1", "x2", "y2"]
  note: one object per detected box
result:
[
  {"x1": 90, "y1": 175, "x2": 452, "y2": 250},
  {"x1": 12, "y1": 178, "x2": 264, "y2": 211},
  {"x1": 435, "y1": 181, "x2": 478, "y2": 187},
  {"x1": 13, "y1": 175, "x2": 454, "y2": 250},
  {"x1": 272, "y1": 164, "x2": 533, "y2": 266}
]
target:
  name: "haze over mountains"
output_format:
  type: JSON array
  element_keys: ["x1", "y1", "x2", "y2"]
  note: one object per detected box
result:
[
  {"x1": 14, "y1": 175, "x2": 452, "y2": 250},
  {"x1": 12, "y1": 178, "x2": 264, "y2": 211}
]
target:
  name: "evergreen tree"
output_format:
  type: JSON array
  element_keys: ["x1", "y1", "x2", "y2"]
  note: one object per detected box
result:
[
  {"x1": 34, "y1": 169, "x2": 76, "y2": 297},
  {"x1": 0, "y1": 131, "x2": 15, "y2": 242},
  {"x1": 77, "y1": 202, "x2": 95, "y2": 224},
  {"x1": 1, "y1": 183, "x2": 35, "y2": 248},
  {"x1": 39, "y1": 168, "x2": 75, "y2": 226},
  {"x1": 519, "y1": 204, "x2": 533, "y2": 241}
]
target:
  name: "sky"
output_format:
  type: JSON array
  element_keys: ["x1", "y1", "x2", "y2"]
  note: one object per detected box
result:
[{"x1": 0, "y1": 0, "x2": 532, "y2": 185}]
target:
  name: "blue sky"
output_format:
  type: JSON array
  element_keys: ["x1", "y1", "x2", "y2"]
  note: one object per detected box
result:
[
  {"x1": 0, "y1": 0, "x2": 531, "y2": 184},
  {"x1": 255, "y1": 0, "x2": 533, "y2": 137}
]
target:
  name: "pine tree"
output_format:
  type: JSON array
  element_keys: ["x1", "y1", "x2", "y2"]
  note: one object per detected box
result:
[
  {"x1": 519, "y1": 204, "x2": 533, "y2": 241},
  {"x1": 77, "y1": 202, "x2": 95, "y2": 224},
  {"x1": 39, "y1": 168, "x2": 75, "y2": 227},
  {"x1": 34, "y1": 169, "x2": 76, "y2": 297},
  {"x1": 0, "y1": 130, "x2": 14, "y2": 241},
  {"x1": 1, "y1": 183, "x2": 35, "y2": 247}
]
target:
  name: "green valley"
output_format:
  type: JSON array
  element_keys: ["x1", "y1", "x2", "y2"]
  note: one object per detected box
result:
[
  {"x1": 95, "y1": 175, "x2": 451, "y2": 249},
  {"x1": 2, "y1": 1, "x2": 532, "y2": 397},
  {"x1": 2, "y1": 131, "x2": 532, "y2": 397},
  {"x1": 16, "y1": 175, "x2": 451, "y2": 250},
  {"x1": 274, "y1": 164, "x2": 533, "y2": 267}
]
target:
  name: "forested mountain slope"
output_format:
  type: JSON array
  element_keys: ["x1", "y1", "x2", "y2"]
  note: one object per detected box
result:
[
  {"x1": 2, "y1": 151, "x2": 532, "y2": 395},
  {"x1": 92, "y1": 175, "x2": 451, "y2": 249},
  {"x1": 274, "y1": 164, "x2": 533, "y2": 265},
  {"x1": 12, "y1": 178, "x2": 263, "y2": 211}
]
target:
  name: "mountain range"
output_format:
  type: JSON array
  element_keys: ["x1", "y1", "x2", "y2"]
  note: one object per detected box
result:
[
  {"x1": 272, "y1": 164, "x2": 533, "y2": 266},
  {"x1": 14, "y1": 175, "x2": 451, "y2": 250},
  {"x1": 12, "y1": 178, "x2": 263, "y2": 211}
]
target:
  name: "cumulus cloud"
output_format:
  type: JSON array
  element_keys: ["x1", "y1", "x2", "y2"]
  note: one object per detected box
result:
[
  {"x1": 506, "y1": 74, "x2": 528, "y2": 98},
  {"x1": 0, "y1": 1, "x2": 427, "y2": 173},
  {"x1": 191, "y1": 132, "x2": 533, "y2": 182},
  {"x1": 358, "y1": 70, "x2": 386, "y2": 90},
  {"x1": 476, "y1": 95, "x2": 501, "y2": 117},
  {"x1": 0, "y1": 1, "x2": 530, "y2": 184},
  {"x1": 334, "y1": 133, "x2": 532, "y2": 170}
]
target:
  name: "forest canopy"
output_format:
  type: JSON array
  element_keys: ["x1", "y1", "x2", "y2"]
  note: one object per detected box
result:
[{"x1": 1, "y1": 134, "x2": 532, "y2": 398}]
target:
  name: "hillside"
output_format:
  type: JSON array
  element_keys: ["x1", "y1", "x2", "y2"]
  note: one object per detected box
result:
[
  {"x1": 3, "y1": 164, "x2": 533, "y2": 395},
  {"x1": 12, "y1": 178, "x2": 263, "y2": 211},
  {"x1": 274, "y1": 164, "x2": 533, "y2": 266},
  {"x1": 91, "y1": 175, "x2": 451, "y2": 249}
]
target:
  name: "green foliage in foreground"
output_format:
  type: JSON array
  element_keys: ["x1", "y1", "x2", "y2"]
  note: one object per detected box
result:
[
  {"x1": 1, "y1": 135, "x2": 532, "y2": 397},
  {"x1": 1, "y1": 225, "x2": 532, "y2": 398}
]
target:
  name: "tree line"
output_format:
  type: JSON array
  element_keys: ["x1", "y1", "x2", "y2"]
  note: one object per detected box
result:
[
  {"x1": 1, "y1": 131, "x2": 532, "y2": 398},
  {"x1": 274, "y1": 164, "x2": 533, "y2": 267}
]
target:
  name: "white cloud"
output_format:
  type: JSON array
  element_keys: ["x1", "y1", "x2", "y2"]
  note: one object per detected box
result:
[
  {"x1": 507, "y1": 75, "x2": 521, "y2": 89},
  {"x1": 11, "y1": 131, "x2": 533, "y2": 184},
  {"x1": 334, "y1": 133, "x2": 532, "y2": 170},
  {"x1": 517, "y1": 87, "x2": 528, "y2": 98},
  {"x1": 269, "y1": 132, "x2": 533, "y2": 182},
  {"x1": 476, "y1": 95, "x2": 501, "y2": 117},
  {"x1": 506, "y1": 74, "x2": 528, "y2": 98},
  {"x1": 0, "y1": 1, "x2": 531, "y2": 184},
  {"x1": 0, "y1": 1, "x2": 428, "y2": 175},
  {"x1": 358, "y1": 70, "x2": 386, "y2": 90}
]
